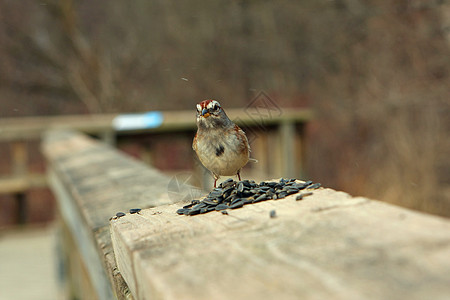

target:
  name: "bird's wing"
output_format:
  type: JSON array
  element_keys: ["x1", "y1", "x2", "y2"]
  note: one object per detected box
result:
[{"x1": 192, "y1": 132, "x2": 198, "y2": 151}]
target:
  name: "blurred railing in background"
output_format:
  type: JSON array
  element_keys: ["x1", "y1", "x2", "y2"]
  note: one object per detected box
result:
[{"x1": 0, "y1": 107, "x2": 312, "y2": 228}]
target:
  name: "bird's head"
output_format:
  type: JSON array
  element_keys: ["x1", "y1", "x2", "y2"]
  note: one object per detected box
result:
[{"x1": 196, "y1": 99, "x2": 231, "y2": 129}]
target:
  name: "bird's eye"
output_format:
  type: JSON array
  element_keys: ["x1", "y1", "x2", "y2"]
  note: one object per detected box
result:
[{"x1": 213, "y1": 104, "x2": 219, "y2": 110}]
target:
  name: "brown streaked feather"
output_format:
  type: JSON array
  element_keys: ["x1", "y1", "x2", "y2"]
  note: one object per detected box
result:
[{"x1": 233, "y1": 124, "x2": 250, "y2": 156}]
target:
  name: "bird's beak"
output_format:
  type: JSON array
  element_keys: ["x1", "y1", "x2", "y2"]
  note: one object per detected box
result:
[{"x1": 201, "y1": 108, "x2": 210, "y2": 118}]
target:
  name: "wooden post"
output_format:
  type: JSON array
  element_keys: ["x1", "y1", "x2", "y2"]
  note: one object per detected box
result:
[
  {"x1": 11, "y1": 141, "x2": 28, "y2": 224},
  {"x1": 99, "y1": 129, "x2": 116, "y2": 146},
  {"x1": 251, "y1": 129, "x2": 269, "y2": 178},
  {"x1": 11, "y1": 141, "x2": 27, "y2": 176},
  {"x1": 279, "y1": 120, "x2": 296, "y2": 178}
]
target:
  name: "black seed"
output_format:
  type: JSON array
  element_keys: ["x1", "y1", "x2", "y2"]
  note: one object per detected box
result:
[
  {"x1": 302, "y1": 192, "x2": 313, "y2": 197},
  {"x1": 242, "y1": 180, "x2": 256, "y2": 188},
  {"x1": 303, "y1": 180, "x2": 313, "y2": 186},
  {"x1": 187, "y1": 209, "x2": 200, "y2": 216},
  {"x1": 253, "y1": 194, "x2": 268, "y2": 203},
  {"x1": 192, "y1": 200, "x2": 200, "y2": 205},
  {"x1": 307, "y1": 183, "x2": 321, "y2": 189},
  {"x1": 215, "y1": 204, "x2": 229, "y2": 211},
  {"x1": 215, "y1": 144, "x2": 225, "y2": 156},
  {"x1": 223, "y1": 186, "x2": 235, "y2": 197},
  {"x1": 203, "y1": 198, "x2": 218, "y2": 205},
  {"x1": 192, "y1": 203, "x2": 206, "y2": 210},
  {"x1": 242, "y1": 197, "x2": 254, "y2": 204},
  {"x1": 223, "y1": 194, "x2": 234, "y2": 203},
  {"x1": 231, "y1": 198, "x2": 244, "y2": 205},
  {"x1": 235, "y1": 191, "x2": 247, "y2": 198},
  {"x1": 285, "y1": 188, "x2": 299, "y2": 195},
  {"x1": 266, "y1": 182, "x2": 277, "y2": 188},
  {"x1": 183, "y1": 203, "x2": 194, "y2": 209},
  {"x1": 219, "y1": 178, "x2": 234, "y2": 188},
  {"x1": 277, "y1": 192, "x2": 287, "y2": 199},
  {"x1": 265, "y1": 191, "x2": 275, "y2": 199},
  {"x1": 221, "y1": 210, "x2": 229, "y2": 215},
  {"x1": 280, "y1": 178, "x2": 287, "y2": 185},
  {"x1": 295, "y1": 195, "x2": 303, "y2": 201},
  {"x1": 292, "y1": 183, "x2": 308, "y2": 190},
  {"x1": 270, "y1": 210, "x2": 277, "y2": 218},
  {"x1": 129, "y1": 208, "x2": 141, "y2": 214},
  {"x1": 230, "y1": 200, "x2": 244, "y2": 209},
  {"x1": 237, "y1": 182, "x2": 244, "y2": 193},
  {"x1": 188, "y1": 208, "x2": 201, "y2": 215},
  {"x1": 116, "y1": 212, "x2": 126, "y2": 218},
  {"x1": 177, "y1": 208, "x2": 188, "y2": 215},
  {"x1": 208, "y1": 189, "x2": 223, "y2": 198}
]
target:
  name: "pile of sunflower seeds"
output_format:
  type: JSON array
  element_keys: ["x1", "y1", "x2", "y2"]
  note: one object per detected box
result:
[{"x1": 176, "y1": 178, "x2": 321, "y2": 216}]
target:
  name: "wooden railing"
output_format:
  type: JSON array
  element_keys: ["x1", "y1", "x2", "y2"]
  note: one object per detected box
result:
[{"x1": 43, "y1": 130, "x2": 450, "y2": 300}]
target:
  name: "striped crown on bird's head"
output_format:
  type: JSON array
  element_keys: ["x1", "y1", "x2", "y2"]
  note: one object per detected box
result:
[{"x1": 196, "y1": 99, "x2": 222, "y2": 118}]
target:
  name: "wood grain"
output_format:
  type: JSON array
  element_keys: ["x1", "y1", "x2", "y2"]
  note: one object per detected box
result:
[{"x1": 111, "y1": 188, "x2": 450, "y2": 300}]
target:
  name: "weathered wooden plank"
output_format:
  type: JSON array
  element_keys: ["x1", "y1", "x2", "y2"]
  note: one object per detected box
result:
[
  {"x1": 110, "y1": 188, "x2": 450, "y2": 300},
  {"x1": 43, "y1": 130, "x2": 194, "y2": 299}
]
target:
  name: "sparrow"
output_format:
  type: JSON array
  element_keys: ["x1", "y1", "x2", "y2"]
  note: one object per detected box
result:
[{"x1": 192, "y1": 99, "x2": 254, "y2": 188}]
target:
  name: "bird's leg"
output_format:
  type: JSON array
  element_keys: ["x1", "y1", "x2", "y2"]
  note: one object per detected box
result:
[
  {"x1": 213, "y1": 174, "x2": 219, "y2": 188},
  {"x1": 237, "y1": 170, "x2": 242, "y2": 182}
]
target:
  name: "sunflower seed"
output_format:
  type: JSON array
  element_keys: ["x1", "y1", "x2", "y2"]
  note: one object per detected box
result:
[
  {"x1": 242, "y1": 197, "x2": 254, "y2": 204},
  {"x1": 183, "y1": 203, "x2": 195, "y2": 209},
  {"x1": 253, "y1": 194, "x2": 268, "y2": 202},
  {"x1": 192, "y1": 203, "x2": 206, "y2": 210},
  {"x1": 231, "y1": 198, "x2": 244, "y2": 205},
  {"x1": 188, "y1": 209, "x2": 201, "y2": 215},
  {"x1": 277, "y1": 192, "x2": 287, "y2": 199},
  {"x1": 237, "y1": 182, "x2": 245, "y2": 193},
  {"x1": 307, "y1": 183, "x2": 321, "y2": 189},
  {"x1": 215, "y1": 204, "x2": 229, "y2": 211},
  {"x1": 230, "y1": 200, "x2": 244, "y2": 209},
  {"x1": 177, "y1": 208, "x2": 188, "y2": 215},
  {"x1": 219, "y1": 178, "x2": 234, "y2": 188},
  {"x1": 285, "y1": 188, "x2": 299, "y2": 195},
  {"x1": 203, "y1": 198, "x2": 218, "y2": 205}
]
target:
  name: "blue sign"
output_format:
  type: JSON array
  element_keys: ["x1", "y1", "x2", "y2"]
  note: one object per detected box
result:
[{"x1": 112, "y1": 111, "x2": 164, "y2": 131}]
